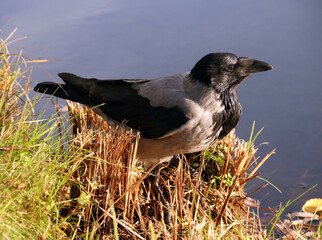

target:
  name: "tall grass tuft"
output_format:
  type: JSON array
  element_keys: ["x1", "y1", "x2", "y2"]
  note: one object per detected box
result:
[{"x1": 0, "y1": 31, "x2": 91, "y2": 239}]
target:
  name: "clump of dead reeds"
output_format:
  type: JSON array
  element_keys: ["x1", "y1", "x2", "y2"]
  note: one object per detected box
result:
[{"x1": 63, "y1": 101, "x2": 276, "y2": 239}]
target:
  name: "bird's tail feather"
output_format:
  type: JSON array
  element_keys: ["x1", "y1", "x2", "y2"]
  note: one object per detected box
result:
[{"x1": 34, "y1": 82, "x2": 91, "y2": 106}]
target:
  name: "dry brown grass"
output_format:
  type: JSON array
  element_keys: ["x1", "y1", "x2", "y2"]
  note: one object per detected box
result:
[{"x1": 60, "y1": 101, "x2": 276, "y2": 239}]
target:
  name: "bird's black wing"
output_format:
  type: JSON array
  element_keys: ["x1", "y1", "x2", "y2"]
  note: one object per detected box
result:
[{"x1": 35, "y1": 73, "x2": 189, "y2": 139}]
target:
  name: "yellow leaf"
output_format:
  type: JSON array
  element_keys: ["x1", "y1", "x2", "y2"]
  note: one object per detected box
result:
[{"x1": 302, "y1": 198, "x2": 322, "y2": 215}]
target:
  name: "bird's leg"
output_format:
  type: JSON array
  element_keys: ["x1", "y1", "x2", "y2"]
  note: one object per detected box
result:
[
  {"x1": 181, "y1": 153, "x2": 204, "y2": 195},
  {"x1": 180, "y1": 153, "x2": 200, "y2": 179},
  {"x1": 186, "y1": 162, "x2": 199, "y2": 179},
  {"x1": 149, "y1": 163, "x2": 172, "y2": 225}
]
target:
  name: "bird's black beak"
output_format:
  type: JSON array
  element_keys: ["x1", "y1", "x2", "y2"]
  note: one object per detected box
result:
[{"x1": 239, "y1": 57, "x2": 273, "y2": 74}]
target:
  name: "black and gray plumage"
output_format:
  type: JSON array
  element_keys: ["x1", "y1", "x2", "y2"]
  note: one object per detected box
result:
[{"x1": 34, "y1": 52, "x2": 272, "y2": 223}]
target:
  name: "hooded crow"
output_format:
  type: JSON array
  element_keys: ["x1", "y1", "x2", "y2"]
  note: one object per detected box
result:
[{"x1": 34, "y1": 52, "x2": 272, "y2": 223}]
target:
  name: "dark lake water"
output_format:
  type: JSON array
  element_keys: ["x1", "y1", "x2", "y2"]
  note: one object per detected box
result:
[{"x1": 1, "y1": 0, "x2": 321, "y2": 214}]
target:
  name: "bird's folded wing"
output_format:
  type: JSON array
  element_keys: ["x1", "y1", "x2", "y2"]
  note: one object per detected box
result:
[
  {"x1": 91, "y1": 80, "x2": 189, "y2": 139},
  {"x1": 58, "y1": 73, "x2": 190, "y2": 139}
]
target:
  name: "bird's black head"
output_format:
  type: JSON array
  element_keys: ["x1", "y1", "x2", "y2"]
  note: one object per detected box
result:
[{"x1": 190, "y1": 53, "x2": 273, "y2": 92}]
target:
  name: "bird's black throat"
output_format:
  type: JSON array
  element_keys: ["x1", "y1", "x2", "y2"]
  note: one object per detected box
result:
[
  {"x1": 206, "y1": 88, "x2": 242, "y2": 145},
  {"x1": 218, "y1": 88, "x2": 242, "y2": 138},
  {"x1": 220, "y1": 88, "x2": 237, "y2": 111}
]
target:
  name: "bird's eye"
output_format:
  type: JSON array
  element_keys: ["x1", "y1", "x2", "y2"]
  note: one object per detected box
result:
[{"x1": 227, "y1": 64, "x2": 234, "y2": 71}]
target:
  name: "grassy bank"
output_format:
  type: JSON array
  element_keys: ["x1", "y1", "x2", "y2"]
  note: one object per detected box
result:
[
  {"x1": 0, "y1": 33, "x2": 88, "y2": 239},
  {"x1": 0, "y1": 34, "x2": 321, "y2": 239}
]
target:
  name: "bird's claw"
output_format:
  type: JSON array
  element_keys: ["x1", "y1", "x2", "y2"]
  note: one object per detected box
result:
[{"x1": 149, "y1": 163, "x2": 172, "y2": 225}]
